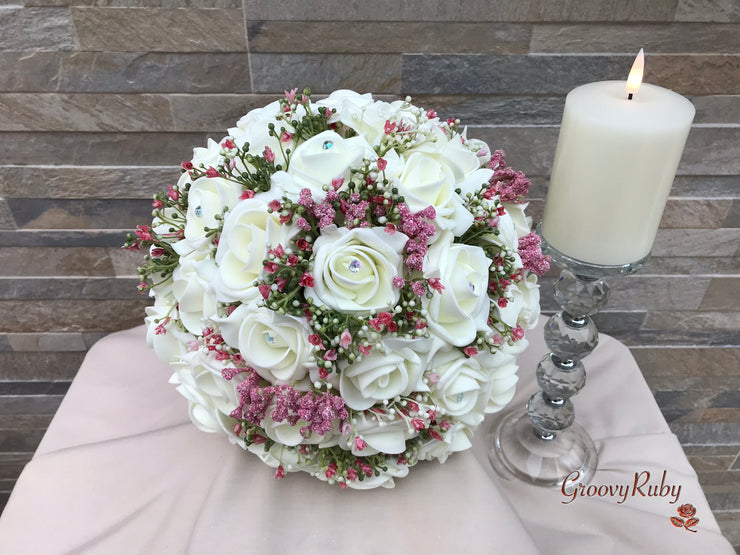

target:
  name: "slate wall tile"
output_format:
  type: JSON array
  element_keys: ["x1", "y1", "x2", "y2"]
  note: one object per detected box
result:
[
  {"x1": 71, "y1": 8, "x2": 247, "y2": 52},
  {"x1": 0, "y1": 7, "x2": 77, "y2": 50}
]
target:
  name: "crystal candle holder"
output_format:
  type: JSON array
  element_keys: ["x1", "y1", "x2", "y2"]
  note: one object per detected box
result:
[{"x1": 487, "y1": 224, "x2": 648, "y2": 488}]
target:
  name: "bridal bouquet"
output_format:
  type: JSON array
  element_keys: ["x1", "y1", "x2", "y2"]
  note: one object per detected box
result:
[{"x1": 125, "y1": 89, "x2": 548, "y2": 489}]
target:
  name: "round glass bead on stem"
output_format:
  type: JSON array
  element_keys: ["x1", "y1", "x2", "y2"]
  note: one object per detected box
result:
[{"x1": 487, "y1": 227, "x2": 648, "y2": 488}]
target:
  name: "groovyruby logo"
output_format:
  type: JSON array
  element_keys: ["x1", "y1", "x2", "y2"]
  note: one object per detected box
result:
[{"x1": 670, "y1": 503, "x2": 699, "y2": 533}]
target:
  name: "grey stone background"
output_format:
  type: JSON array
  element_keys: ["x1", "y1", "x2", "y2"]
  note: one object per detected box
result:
[{"x1": 0, "y1": 0, "x2": 738, "y2": 546}]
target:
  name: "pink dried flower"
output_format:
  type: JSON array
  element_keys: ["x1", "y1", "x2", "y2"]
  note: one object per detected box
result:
[
  {"x1": 268, "y1": 199, "x2": 282, "y2": 212},
  {"x1": 268, "y1": 244, "x2": 284, "y2": 258},
  {"x1": 518, "y1": 232, "x2": 551, "y2": 276},
  {"x1": 411, "y1": 419, "x2": 426, "y2": 431},
  {"x1": 296, "y1": 238, "x2": 312, "y2": 251},
  {"x1": 167, "y1": 185, "x2": 180, "y2": 202},
  {"x1": 354, "y1": 436, "x2": 367, "y2": 451},
  {"x1": 263, "y1": 146, "x2": 275, "y2": 163},
  {"x1": 411, "y1": 281, "x2": 427, "y2": 296},
  {"x1": 512, "y1": 325, "x2": 525, "y2": 341},
  {"x1": 339, "y1": 329, "x2": 352, "y2": 349},
  {"x1": 463, "y1": 346, "x2": 478, "y2": 357},
  {"x1": 135, "y1": 225, "x2": 153, "y2": 242},
  {"x1": 205, "y1": 167, "x2": 220, "y2": 178},
  {"x1": 427, "y1": 278, "x2": 444, "y2": 293},
  {"x1": 325, "y1": 462, "x2": 338, "y2": 479},
  {"x1": 377, "y1": 312, "x2": 393, "y2": 325},
  {"x1": 274, "y1": 466, "x2": 285, "y2": 480},
  {"x1": 299, "y1": 272, "x2": 314, "y2": 287},
  {"x1": 240, "y1": 189, "x2": 255, "y2": 200}
]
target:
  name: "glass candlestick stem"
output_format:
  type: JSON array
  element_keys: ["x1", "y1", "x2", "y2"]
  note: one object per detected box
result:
[{"x1": 487, "y1": 227, "x2": 648, "y2": 488}]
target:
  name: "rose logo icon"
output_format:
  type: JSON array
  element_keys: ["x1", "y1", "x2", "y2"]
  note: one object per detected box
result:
[{"x1": 670, "y1": 504, "x2": 699, "y2": 533}]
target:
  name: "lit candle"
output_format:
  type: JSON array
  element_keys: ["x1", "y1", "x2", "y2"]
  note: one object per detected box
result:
[{"x1": 541, "y1": 49, "x2": 695, "y2": 266}]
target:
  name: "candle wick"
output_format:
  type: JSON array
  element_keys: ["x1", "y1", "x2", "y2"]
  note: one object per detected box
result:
[{"x1": 628, "y1": 93, "x2": 634, "y2": 100}]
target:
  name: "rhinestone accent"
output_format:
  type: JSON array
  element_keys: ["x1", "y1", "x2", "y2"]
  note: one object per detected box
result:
[
  {"x1": 265, "y1": 333, "x2": 275, "y2": 344},
  {"x1": 322, "y1": 140, "x2": 333, "y2": 150},
  {"x1": 456, "y1": 392, "x2": 464, "y2": 403},
  {"x1": 348, "y1": 259, "x2": 361, "y2": 273},
  {"x1": 194, "y1": 205, "x2": 203, "y2": 217},
  {"x1": 468, "y1": 281, "x2": 475, "y2": 293}
]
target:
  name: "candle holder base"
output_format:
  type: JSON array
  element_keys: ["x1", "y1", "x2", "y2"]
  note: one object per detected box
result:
[{"x1": 488, "y1": 410, "x2": 596, "y2": 488}]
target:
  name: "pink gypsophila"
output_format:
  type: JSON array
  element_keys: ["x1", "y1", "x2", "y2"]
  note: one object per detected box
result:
[
  {"x1": 487, "y1": 150, "x2": 531, "y2": 203},
  {"x1": 518, "y1": 232, "x2": 551, "y2": 276}
]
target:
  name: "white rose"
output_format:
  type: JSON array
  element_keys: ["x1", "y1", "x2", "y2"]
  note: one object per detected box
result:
[
  {"x1": 348, "y1": 461, "x2": 410, "y2": 490},
  {"x1": 340, "y1": 410, "x2": 415, "y2": 456},
  {"x1": 228, "y1": 100, "x2": 299, "y2": 166},
  {"x1": 213, "y1": 198, "x2": 298, "y2": 303},
  {"x1": 397, "y1": 151, "x2": 474, "y2": 236},
  {"x1": 316, "y1": 92, "x2": 388, "y2": 146},
  {"x1": 339, "y1": 338, "x2": 428, "y2": 411},
  {"x1": 475, "y1": 349, "x2": 521, "y2": 413},
  {"x1": 439, "y1": 134, "x2": 483, "y2": 179},
  {"x1": 465, "y1": 137, "x2": 492, "y2": 168},
  {"x1": 416, "y1": 420, "x2": 474, "y2": 463},
  {"x1": 307, "y1": 226, "x2": 408, "y2": 314},
  {"x1": 190, "y1": 138, "x2": 223, "y2": 170},
  {"x1": 286, "y1": 130, "x2": 371, "y2": 196},
  {"x1": 180, "y1": 177, "x2": 242, "y2": 252},
  {"x1": 496, "y1": 273, "x2": 541, "y2": 329},
  {"x1": 427, "y1": 342, "x2": 487, "y2": 426},
  {"x1": 145, "y1": 300, "x2": 193, "y2": 364},
  {"x1": 479, "y1": 202, "x2": 519, "y2": 252},
  {"x1": 169, "y1": 354, "x2": 239, "y2": 438},
  {"x1": 504, "y1": 201, "x2": 533, "y2": 238},
  {"x1": 479, "y1": 341, "x2": 529, "y2": 412},
  {"x1": 423, "y1": 233, "x2": 493, "y2": 346},
  {"x1": 248, "y1": 442, "x2": 309, "y2": 472},
  {"x1": 172, "y1": 251, "x2": 218, "y2": 335},
  {"x1": 218, "y1": 304, "x2": 312, "y2": 386}
]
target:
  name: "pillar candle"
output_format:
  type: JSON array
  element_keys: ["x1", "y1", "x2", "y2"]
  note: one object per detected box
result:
[{"x1": 541, "y1": 54, "x2": 695, "y2": 266}]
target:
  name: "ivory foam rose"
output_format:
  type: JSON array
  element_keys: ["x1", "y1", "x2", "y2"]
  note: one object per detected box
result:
[
  {"x1": 307, "y1": 226, "x2": 408, "y2": 314},
  {"x1": 423, "y1": 233, "x2": 493, "y2": 346},
  {"x1": 338, "y1": 340, "x2": 427, "y2": 411},
  {"x1": 219, "y1": 304, "x2": 313, "y2": 386},
  {"x1": 213, "y1": 199, "x2": 297, "y2": 302},
  {"x1": 129, "y1": 89, "x2": 545, "y2": 490}
]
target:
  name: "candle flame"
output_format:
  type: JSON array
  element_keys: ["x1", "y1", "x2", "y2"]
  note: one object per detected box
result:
[{"x1": 626, "y1": 48, "x2": 645, "y2": 97}]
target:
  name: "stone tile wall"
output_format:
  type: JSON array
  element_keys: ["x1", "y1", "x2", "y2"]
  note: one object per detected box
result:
[{"x1": 0, "y1": 1, "x2": 738, "y2": 546}]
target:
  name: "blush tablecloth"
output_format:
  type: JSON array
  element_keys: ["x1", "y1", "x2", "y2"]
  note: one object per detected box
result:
[{"x1": 0, "y1": 321, "x2": 734, "y2": 554}]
